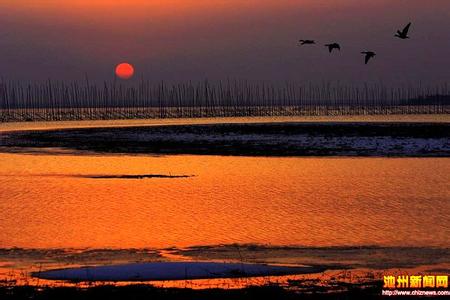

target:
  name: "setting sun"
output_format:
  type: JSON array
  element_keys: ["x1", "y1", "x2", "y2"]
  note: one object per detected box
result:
[{"x1": 115, "y1": 63, "x2": 134, "y2": 80}]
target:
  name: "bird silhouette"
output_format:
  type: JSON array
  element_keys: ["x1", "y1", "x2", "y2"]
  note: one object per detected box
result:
[
  {"x1": 325, "y1": 43, "x2": 341, "y2": 53},
  {"x1": 298, "y1": 40, "x2": 316, "y2": 45},
  {"x1": 361, "y1": 51, "x2": 376, "y2": 64},
  {"x1": 395, "y1": 22, "x2": 412, "y2": 39}
]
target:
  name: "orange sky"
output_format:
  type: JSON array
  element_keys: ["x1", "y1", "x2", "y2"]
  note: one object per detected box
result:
[{"x1": 0, "y1": 0, "x2": 449, "y2": 84}]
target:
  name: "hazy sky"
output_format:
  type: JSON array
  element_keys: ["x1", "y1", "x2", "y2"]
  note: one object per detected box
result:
[{"x1": 0, "y1": 0, "x2": 449, "y2": 85}]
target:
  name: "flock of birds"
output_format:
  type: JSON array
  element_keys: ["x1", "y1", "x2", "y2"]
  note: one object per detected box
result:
[{"x1": 298, "y1": 22, "x2": 412, "y2": 64}]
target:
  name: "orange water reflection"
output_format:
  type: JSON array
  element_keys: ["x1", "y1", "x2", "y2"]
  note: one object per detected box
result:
[{"x1": 0, "y1": 153, "x2": 449, "y2": 249}]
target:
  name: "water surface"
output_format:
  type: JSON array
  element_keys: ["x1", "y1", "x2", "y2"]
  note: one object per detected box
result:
[{"x1": 1, "y1": 154, "x2": 448, "y2": 249}]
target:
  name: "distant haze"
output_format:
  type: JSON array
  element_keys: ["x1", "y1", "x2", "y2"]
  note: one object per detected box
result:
[{"x1": 0, "y1": 0, "x2": 449, "y2": 85}]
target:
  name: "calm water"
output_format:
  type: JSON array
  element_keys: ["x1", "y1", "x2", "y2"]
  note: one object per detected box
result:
[{"x1": 0, "y1": 153, "x2": 449, "y2": 249}]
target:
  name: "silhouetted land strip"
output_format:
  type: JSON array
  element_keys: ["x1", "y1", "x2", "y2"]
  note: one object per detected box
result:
[
  {"x1": 1, "y1": 122, "x2": 449, "y2": 157},
  {"x1": 0, "y1": 174, "x2": 194, "y2": 179},
  {"x1": 1, "y1": 282, "x2": 404, "y2": 300},
  {"x1": 79, "y1": 174, "x2": 194, "y2": 179}
]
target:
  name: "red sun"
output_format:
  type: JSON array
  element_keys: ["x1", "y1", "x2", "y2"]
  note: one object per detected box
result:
[{"x1": 115, "y1": 63, "x2": 134, "y2": 80}]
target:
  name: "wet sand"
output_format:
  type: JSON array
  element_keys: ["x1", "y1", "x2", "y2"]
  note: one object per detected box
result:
[
  {"x1": 1, "y1": 122, "x2": 449, "y2": 157},
  {"x1": 1, "y1": 115, "x2": 449, "y2": 133}
]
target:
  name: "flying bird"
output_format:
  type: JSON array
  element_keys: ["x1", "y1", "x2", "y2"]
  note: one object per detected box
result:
[
  {"x1": 298, "y1": 40, "x2": 316, "y2": 45},
  {"x1": 395, "y1": 22, "x2": 412, "y2": 39},
  {"x1": 325, "y1": 43, "x2": 341, "y2": 53},
  {"x1": 361, "y1": 51, "x2": 376, "y2": 64}
]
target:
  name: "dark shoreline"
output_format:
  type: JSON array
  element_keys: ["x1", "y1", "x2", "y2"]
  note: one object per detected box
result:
[
  {"x1": 1, "y1": 122, "x2": 449, "y2": 157},
  {"x1": 0, "y1": 284, "x2": 392, "y2": 300}
]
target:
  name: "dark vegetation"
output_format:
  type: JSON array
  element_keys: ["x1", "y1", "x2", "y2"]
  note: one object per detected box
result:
[{"x1": 1, "y1": 80, "x2": 449, "y2": 122}]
